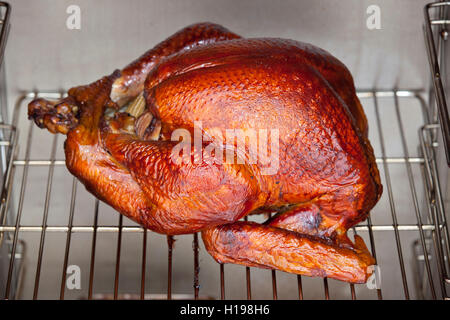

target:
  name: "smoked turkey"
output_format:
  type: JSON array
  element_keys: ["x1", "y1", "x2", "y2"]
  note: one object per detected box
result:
[{"x1": 28, "y1": 23, "x2": 382, "y2": 283}]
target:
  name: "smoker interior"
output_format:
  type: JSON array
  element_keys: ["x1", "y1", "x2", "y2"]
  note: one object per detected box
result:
[{"x1": 1, "y1": 0, "x2": 449, "y2": 300}]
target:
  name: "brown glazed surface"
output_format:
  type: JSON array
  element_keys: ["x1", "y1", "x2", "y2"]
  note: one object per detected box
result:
[{"x1": 28, "y1": 23, "x2": 382, "y2": 283}]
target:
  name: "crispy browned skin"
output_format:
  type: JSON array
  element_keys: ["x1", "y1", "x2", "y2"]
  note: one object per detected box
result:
[
  {"x1": 28, "y1": 23, "x2": 382, "y2": 283},
  {"x1": 111, "y1": 23, "x2": 240, "y2": 106}
]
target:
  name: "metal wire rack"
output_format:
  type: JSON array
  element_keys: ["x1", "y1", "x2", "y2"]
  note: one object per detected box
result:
[
  {"x1": 423, "y1": 0, "x2": 450, "y2": 299},
  {"x1": 0, "y1": 1, "x2": 21, "y2": 301},
  {"x1": 424, "y1": 1, "x2": 450, "y2": 165},
  {"x1": 0, "y1": 0, "x2": 449, "y2": 301},
  {"x1": 0, "y1": 89, "x2": 448, "y2": 300}
]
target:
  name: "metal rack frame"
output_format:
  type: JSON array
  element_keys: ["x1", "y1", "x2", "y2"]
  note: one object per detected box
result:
[
  {"x1": 0, "y1": 1, "x2": 9, "y2": 124},
  {"x1": 424, "y1": 0, "x2": 450, "y2": 299},
  {"x1": 0, "y1": 1, "x2": 21, "y2": 301},
  {"x1": 424, "y1": 2, "x2": 450, "y2": 166},
  {"x1": 0, "y1": 89, "x2": 448, "y2": 300}
]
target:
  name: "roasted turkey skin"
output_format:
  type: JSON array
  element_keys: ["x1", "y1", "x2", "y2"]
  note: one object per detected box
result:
[{"x1": 28, "y1": 23, "x2": 382, "y2": 283}]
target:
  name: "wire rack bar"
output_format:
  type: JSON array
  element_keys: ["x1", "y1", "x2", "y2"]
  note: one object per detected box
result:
[
  {"x1": 364, "y1": 215, "x2": 382, "y2": 299},
  {"x1": 0, "y1": 2, "x2": 10, "y2": 66},
  {"x1": 140, "y1": 229, "x2": 148, "y2": 300},
  {"x1": 420, "y1": 124, "x2": 450, "y2": 299},
  {"x1": 0, "y1": 124, "x2": 17, "y2": 238},
  {"x1": 193, "y1": 233, "x2": 200, "y2": 300},
  {"x1": 87, "y1": 199, "x2": 99, "y2": 300},
  {"x1": 219, "y1": 264, "x2": 225, "y2": 299},
  {"x1": 59, "y1": 177, "x2": 77, "y2": 300},
  {"x1": 297, "y1": 275, "x2": 303, "y2": 300},
  {"x1": 394, "y1": 92, "x2": 436, "y2": 299},
  {"x1": 424, "y1": 1, "x2": 450, "y2": 165},
  {"x1": 4, "y1": 120, "x2": 33, "y2": 299},
  {"x1": 113, "y1": 215, "x2": 123, "y2": 300},
  {"x1": 167, "y1": 235, "x2": 174, "y2": 300},
  {"x1": 33, "y1": 133, "x2": 58, "y2": 299},
  {"x1": 373, "y1": 92, "x2": 410, "y2": 299},
  {"x1": 0, "y1": 224, "x2": 443, "y2": 233}
]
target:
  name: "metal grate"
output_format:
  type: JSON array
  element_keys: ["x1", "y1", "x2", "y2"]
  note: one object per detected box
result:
[
  {"x1": 424, "y1": 1, "x2": 450, "y2": 165},
  {"x1": 0, "y1": 89, "x2": 448, "y2": 300},
  {"x1": 424, "y1": 1, "x2": 450, "y2": 299}
]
